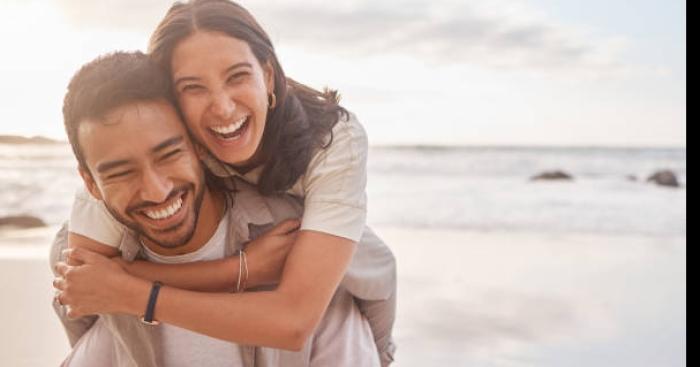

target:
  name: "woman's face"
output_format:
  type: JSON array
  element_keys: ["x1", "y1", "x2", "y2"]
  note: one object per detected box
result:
[{"x1": 170, "y1": 31, "x2": 273, "y2": 167}]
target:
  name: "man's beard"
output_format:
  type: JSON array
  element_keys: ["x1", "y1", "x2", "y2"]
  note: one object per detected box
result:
[{"x1": 104, "y1": 183, "x2": 206, "y2": 249}]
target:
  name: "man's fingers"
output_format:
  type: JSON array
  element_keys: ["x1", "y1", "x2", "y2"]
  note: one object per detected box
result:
[{"x1": 268, "y1": 219, "x2": 301, "y2": 236}]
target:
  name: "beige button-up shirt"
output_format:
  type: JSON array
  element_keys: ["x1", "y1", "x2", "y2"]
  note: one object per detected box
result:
[{"x1": 51, "y1": 179, "x2": 381, "y2": 367}]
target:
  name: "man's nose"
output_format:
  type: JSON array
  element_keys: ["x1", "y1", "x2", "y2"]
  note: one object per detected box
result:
[
  {"x1": 139, "y1": 167, "x2": 173, "y2": 204},
  {"x1": 210, "y1": 89, "x2": 236, "y2": 118}
]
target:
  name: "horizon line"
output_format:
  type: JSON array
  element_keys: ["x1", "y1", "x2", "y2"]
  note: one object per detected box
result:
[{"x1": 0, "y1": 134, "x2": 686, "y2": 150}]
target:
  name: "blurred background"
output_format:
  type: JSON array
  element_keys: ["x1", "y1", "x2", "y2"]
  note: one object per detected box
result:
[{"x1": 0, "y1": 1, "x2": 685, "y2": 366}]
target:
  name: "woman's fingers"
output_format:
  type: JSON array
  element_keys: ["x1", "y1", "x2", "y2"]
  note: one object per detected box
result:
[
  {"x1": 54, "y1": 261, "x2": 69, "y2": 277},
  {"x1": 267, "y1": 218, "x2": 301, "y2": 236},
  {"x1": 54, "y1": 290, "x2": 65, "y2": 306},
  {"x1": 52, "y1": 277, "x2": 65, "y2": 290}
]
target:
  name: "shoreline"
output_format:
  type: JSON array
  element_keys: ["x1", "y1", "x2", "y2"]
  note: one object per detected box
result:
[{"x1": 0, "y1": 226, "x2": 686, "y2": 367}]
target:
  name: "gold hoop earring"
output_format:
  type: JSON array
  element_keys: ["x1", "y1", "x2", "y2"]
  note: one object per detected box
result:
[{"x1": 268, "y1": 93, "x2": 277, "y2": 110}]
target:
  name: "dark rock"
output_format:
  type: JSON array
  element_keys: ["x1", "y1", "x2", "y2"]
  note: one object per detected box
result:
[
  {"x1": 0, "y1": 215, "x2": 46, "y2": 228},
  {"x1": 531, "y1": 170, "x2": 573, "y2": 181},
  {"x1": 626, "y1": 175, "x2": 638, "y2": 181},
  {"x1": 647, "y1": 170, "x2": 680, "y2": 188}
]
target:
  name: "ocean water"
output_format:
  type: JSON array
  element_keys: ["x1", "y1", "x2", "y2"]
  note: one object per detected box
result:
[
  {"x1": 366, "y1": 146, "x2": 686, "y2": 237},
  {"x1": 0, "y1": 143, "x2": 686, "y2": 367},
  {"x1": 0, "y1": 143, "x2": 687, "y2": 238}
]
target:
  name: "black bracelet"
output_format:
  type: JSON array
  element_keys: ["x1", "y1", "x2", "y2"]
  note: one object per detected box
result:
[{"x1": 140, "y1": 281, "x2": 162, "y2": 325}]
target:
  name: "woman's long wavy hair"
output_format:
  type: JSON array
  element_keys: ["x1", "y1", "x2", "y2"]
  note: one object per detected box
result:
[{"x1": 149, "y1": 0, "x2": 347, "y2": 195}]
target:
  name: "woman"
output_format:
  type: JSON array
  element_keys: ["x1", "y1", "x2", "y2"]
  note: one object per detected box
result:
[{"x1": 56, "y1": 0, "x2": 396, "y2": 365}]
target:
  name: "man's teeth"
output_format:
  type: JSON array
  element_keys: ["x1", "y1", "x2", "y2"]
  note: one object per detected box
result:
[
  {"x1": 210, "y1": 116, "x2": 247, "y2": 135},
  {"x1": 144, "y1": 197, "x2": 183, "y2": 220}
]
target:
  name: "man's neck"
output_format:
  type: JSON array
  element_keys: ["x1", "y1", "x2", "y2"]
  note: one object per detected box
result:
[{"x1": 141, "y1": 188, "x2": 225, "y2": 256}]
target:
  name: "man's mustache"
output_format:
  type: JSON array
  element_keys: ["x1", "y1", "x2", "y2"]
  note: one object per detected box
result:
[{"x1": 126, "y1": 185, "x2": 191, "y2": 213}]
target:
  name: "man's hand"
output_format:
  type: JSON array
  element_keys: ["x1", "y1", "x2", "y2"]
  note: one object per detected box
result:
[
  {"x1": 53, "y1": 248, "x2": 139, "y2": 318},
  {"x1": 245, "y1": 219, "x2": 300, "y2": 288}
]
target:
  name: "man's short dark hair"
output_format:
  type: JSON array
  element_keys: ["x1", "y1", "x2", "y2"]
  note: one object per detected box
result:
[{"x1": 63, "y1": 51, "x2": 176, "y2": 170}]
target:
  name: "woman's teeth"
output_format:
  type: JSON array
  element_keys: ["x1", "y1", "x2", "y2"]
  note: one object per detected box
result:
[
  {"x1": 210, "y1": 116, "x2": 248, "y2": 137},
  {"x1": 144, "y1": 197, "x2": 183, "y2": 220}
]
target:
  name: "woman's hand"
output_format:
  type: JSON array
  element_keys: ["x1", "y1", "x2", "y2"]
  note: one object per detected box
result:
[
  {"x1": 245, "y1": 219, "x2": 300, "y2": 288},
  {"x1": 53, "y1": 248, "x2": 141, "y2": 318}
]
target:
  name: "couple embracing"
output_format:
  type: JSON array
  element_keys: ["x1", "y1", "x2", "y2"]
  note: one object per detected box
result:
[{"x1": 49, "y1": 1, "x2": 396, "y2": 366}]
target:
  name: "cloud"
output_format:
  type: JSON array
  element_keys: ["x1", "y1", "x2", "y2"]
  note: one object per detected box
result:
[
  {"x1": 251, "y1": 0, "x2": 632, "y2": 76},
  {"x1": 54, "y1": 0, "x2": 635, "y2": 76},
  {"x1": 55, "y1": 0, "x2": 172, "y2": 32}
]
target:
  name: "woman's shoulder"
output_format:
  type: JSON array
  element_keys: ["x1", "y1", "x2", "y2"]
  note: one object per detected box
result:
[
  {"x1": 317, "y1": 110, "x2": 368, "y2": 161},
  {"x1": 287, "y1": 110, "x2": 369, "y2": 197},
  {"x1": 300, "y1": 111, "x2": 368, "y2": 187},
  {"x1": 330, "y1": 111, "x2": 367, "y2": 144}
]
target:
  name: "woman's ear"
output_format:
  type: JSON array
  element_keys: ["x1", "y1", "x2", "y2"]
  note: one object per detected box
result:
[
  {"x1": 79, "y1": 166, "x2": 103, "y2": 201},
  {"x1": 263, "y1": 61, "x2": 275, "y2": 93}
]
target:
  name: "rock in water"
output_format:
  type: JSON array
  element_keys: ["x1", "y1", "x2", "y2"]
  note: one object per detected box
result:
[
  {"x1": 647, "y1": 170, "x2": 680, "y2": 188},
  {"x1": 0, "y1": 215, "x2": 46, "y2": 228},
  {"x1": 531, "y1": 170, "x2": 573, "y2": 181}
]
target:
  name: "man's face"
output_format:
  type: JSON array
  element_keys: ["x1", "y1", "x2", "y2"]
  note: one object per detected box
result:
[{"x1": 78, "y1": 100, "x2": 206, "y2": 248}]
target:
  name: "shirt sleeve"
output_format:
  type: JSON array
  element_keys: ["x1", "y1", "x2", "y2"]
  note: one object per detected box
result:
[
  {"x1": 300, "y1": 113, "x2": 368, "y2": 242},
  {"x1": 67, "y1": 187, "x2": 125, "y2": 248}
]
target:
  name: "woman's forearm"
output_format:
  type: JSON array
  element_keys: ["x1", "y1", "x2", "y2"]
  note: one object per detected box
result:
[
  {"x1": 121, "y1": 219, "x2": 299, "y2": 292},
  {"x1": 115, "y1": 231, "x2": 355, "y2": 350},
  {"x1": 58, "y1": 231, "x2": 353, "y2": 350},
  {"x1": 123, "y1": 257, "x2": 240, "y2": 292},
  {"x1": 119, "y1": 276, "x2": 308, "y2": 350}
]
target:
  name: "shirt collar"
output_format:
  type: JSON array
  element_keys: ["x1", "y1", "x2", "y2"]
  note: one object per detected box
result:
[{"x1": 200, "y1": 150, "x2": 264, "y2": 184}]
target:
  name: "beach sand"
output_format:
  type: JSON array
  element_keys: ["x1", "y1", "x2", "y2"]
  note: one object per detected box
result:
[
  {"x1": 0, "y1": 226, "x2": 70, "y2": 366},
  {"x1": 0, "y1": 226, "x2": 686, "y2": 366}
]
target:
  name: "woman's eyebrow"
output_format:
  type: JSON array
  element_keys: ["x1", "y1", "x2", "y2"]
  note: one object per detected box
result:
[
  {"x1": 224, "y1": 62, "x2": 252, "y2": 75},
  {"x1": 173, "y1": 75, "x2": 199, "y2": 87},
  {"x1": 174, "y1": 62, "x2": 253, "y2": 87}
]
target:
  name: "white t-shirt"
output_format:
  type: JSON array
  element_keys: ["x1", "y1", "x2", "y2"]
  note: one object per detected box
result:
[
  {"x1": 142, "y1": 213, "x2": 244, "y2": 367},
  {"x1": 69, "y1": 113, "x2": 369, "y2": 247}
]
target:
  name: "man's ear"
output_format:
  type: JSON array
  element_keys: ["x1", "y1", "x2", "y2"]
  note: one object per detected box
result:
[{"x1": 79, "y1": 166, "x2": 103, "y2": 201}]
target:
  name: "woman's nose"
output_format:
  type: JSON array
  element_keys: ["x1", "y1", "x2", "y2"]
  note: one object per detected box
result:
[{"x1": 210, "y1": 90, "x2": 236, "y2": 119}]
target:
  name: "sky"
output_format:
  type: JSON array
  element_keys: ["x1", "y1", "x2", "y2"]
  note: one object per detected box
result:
[{"x1": 0, "y1": 0, "x2": 686, "y2": 147}]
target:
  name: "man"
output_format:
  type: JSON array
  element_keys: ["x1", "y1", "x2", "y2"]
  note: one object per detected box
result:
[{"x1": 50, "y1": 51, "x2": 381, "y2": 366}]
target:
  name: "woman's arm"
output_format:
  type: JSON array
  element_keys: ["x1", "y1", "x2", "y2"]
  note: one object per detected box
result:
[
  {"x1": 68, "y1": 232, "x2": 239, "y2": 291},
  {"x1": 55, "y1": 230, "x2": 354, "y2": 350},
  {"x1": 69, "y1": 219, "x2": 298, "y2": 292},
  {"x1": 68, "y1": 232, "x2": 120, "y2": 258},
  {"x1": 151, "y1": 231, "x2": 355, "y2": 349},
  {"x1": 125, "y1": 223, "x2": 297, "y2": 291}
]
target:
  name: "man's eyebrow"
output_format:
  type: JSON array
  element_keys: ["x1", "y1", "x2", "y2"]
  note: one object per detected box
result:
[
  {"x1": 152, "y1": 136, "x2": 185, "y2": 154},
  {"x1": 96, "y1": 159, "x2": 130, "y2": 174}
]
